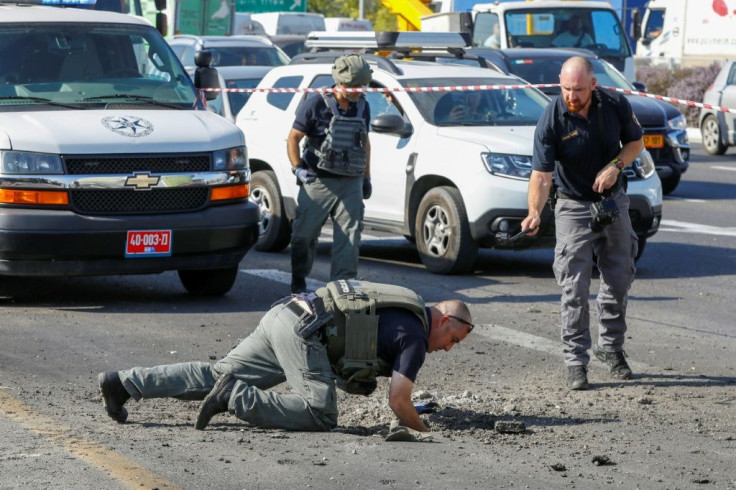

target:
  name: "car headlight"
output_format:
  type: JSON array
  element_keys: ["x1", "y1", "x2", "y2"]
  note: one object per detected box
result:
[
  {"x1": 667, "y1": 114, "x2": 686, "y2": 131},
  {"x1": 213, "y1": 146, "x2": 248, "y2": 171},
  {"x1": 1, "y1": 151, "x2": 63, "y2": 174},
  {"x1": 633, "y1": 149, "x2": 655, "y2": 179},
  {"x1": 482, "y1": 153, "x2": 532, "y2": 180}
]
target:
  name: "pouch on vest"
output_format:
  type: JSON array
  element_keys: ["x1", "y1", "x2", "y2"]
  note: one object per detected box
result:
[
  {"x1": 273, "y1": 293, "x2": 334, "y2": 340},
  {"x1": 308, "y1": 94, "x2": 368, "y2": 177}
]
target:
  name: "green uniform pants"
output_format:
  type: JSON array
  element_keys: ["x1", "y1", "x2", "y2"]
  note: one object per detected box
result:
[
  {"x1": 118, "y1": 301, "x2": 339, "y2": 431},
  {"x1": 290, "y1": 174, "x2": 363, "y2": 281}
]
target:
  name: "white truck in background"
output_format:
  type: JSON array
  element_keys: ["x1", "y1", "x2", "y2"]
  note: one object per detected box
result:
[
  {"x1": 633, "y1": 0, "x2": 736, "y2": 67},
  {"x1": 421, "y1": 0, "x2": 636, "y2": 81}
]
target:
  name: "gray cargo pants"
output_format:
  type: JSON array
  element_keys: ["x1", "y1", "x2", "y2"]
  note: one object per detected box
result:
[
  {"x1": 290, "y1": 174, "x2": 363, "y2": 281},
  {"x1": 118, "y1": 301, "x2": 338, "y2": 431},
  {"x1": 552, "y1": 190, "x2": 638, "y2": 366}
]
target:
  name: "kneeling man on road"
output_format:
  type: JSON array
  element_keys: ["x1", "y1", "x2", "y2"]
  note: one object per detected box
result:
[{"x1": 98, "y1": 280, "x2": 473, "y2": 432}]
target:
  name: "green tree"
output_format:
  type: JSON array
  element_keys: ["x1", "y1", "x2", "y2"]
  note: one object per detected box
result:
[{"x1": 308, "y1": 0, "x2": 397, "y2": 30}]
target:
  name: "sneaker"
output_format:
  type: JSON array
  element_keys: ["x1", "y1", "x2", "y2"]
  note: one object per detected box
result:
[
  {"x1": 98, "y1": 371, "x2": 130, "y2": 423},
  {"x1": 594, "y1": 348, "x2": 633, "y2": 380},
  {"x1": 290, "y1": 276, "x2": 307, "y2": 294},
  {"x1": 565, "y1": 365, "x2": 589, "y2": 390},
  {"x1": 195, "y1": 373, "x2": 235, "y2": 430}
]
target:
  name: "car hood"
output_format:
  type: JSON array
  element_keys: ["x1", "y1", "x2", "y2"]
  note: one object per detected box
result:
[
  {"x1": 0, "y1": 110, "x2": 243, "y2": 153},
  {"x1": 435, "y1": 126, "x2": 536, "y2": 154},
  {"x1": 625, "y1": 95, "x2": 680, "y2": 128}
]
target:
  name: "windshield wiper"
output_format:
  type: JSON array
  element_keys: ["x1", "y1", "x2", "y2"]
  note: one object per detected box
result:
[
  {"x1": 82, "y1": 94, "x2": 183, "y2": 109},
  {"x1": 0, "y1": 96, "x2": 80, "y2": 109}
]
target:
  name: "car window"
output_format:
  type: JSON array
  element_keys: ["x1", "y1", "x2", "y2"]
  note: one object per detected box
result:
[
  {"x1": 226, "y1": 76, "x2": 265, "y2": 117},
  {"x1": 267, "y1": 75, "x2": 302, "y2": 110},
  {"x1": 207, "y1": 47, "x2": 289, "y2": 67},
  {"x1": 170, "y1": 44, "x2": 195, "y2": 68},
  {"x1": 728, "y1": 63, "x2": 736, "y2": 86},
  {"x1": 402, "y1": 77, "x2": 547, "y2": 126}
]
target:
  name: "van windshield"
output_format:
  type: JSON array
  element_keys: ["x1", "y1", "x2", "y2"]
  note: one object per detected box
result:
[
  {"x1": 0, "y1": 23, "x2": 198, "y2": 109},
  {"x1": 402, "y1": 77, "x2": 548, "y2": 127}
]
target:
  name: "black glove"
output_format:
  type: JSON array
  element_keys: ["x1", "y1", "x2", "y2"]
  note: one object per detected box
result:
[
  {"x1": 295, "y1": 167, "x2": 316, "y2": 185},
  {"x1": 362, "y1": 176, "x2": 372, "y2": 200}
]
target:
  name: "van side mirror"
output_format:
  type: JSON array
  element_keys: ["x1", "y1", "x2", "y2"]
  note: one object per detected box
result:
[
  {"x1": 194, "y1": 50, "x2": 220, "y2": 101},
  {"x1": 154, "y1": 0, "x2": 166, "y2": 11},
  {"x1": 371, "y1": 114, "x2": 413, "y2": 138},
  {"x1": 632, "y1": 81, "x2": 647, "y2": 92},
  {"x1": 156, "y1": 13, "x2": 167, "y2": 37},
  {"x1": 631, "y1": 9, "x2": 642, "y2": 40}
]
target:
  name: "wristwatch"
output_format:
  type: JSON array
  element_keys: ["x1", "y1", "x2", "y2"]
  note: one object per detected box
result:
[{"x1": 610, "y1": 158, "x2": 625, "y2": 172}]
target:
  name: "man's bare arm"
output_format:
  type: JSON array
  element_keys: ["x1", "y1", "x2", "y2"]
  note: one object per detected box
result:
[
  {"x1": 287, "y1": 128, "x2": 305, "y2": 169},
  {"x1": 521, "y1": 170, "x2": 554, "y2": 236},
  {"x1": 388, "y1": 371, "x2": 427, "y2": 432}
]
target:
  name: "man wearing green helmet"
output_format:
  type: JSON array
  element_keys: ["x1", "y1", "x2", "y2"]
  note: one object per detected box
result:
[{"x1": 286, "y1": 54, "x2": 373, "y2": 294}]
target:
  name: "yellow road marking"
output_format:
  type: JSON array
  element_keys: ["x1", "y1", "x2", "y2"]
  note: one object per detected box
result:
[{"x1": 0, "y1": 389, "x2": 179, "y2": 489}]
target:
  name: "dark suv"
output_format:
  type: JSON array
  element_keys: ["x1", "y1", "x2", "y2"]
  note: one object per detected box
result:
[{"x1": 467, "y1": 48, "x2": 690, "y2": 194}]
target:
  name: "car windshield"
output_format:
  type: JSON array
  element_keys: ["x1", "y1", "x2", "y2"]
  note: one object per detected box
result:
[
  {"x1": 0, "y1": 23, "x2": 197, "y2": 108},
  {"x1": 402, "y1": 77, "x2": 548, "y2": 126},
  {"x1": 506, "y1": 58, "x2": 632, "y2": 92},
  {"x1": 208, "y1": 47, "x2": 289, "y2": 67}
]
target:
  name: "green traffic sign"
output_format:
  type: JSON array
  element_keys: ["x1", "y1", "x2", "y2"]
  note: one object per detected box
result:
[{"x1": 235, "y1": 0, "x2": 306, "y2": 13}]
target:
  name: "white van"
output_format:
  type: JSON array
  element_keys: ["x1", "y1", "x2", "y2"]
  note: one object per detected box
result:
[
  {"x1": 0, "y1": 2, "x2": 260, "y2": 295},
  {"x1": 250, "y1": 12, "x2": 326, "y2": 36},
  {"x1": 324, "y1": 17, "x2": 373, "y2": 32},
  {"x1": 634, "y1": 0, "x2": 736, "y2": 66}
]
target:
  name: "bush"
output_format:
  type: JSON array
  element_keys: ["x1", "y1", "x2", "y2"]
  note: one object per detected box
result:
[{"x1": 636, "y1": 63, "x2": 722, "y2": 127}]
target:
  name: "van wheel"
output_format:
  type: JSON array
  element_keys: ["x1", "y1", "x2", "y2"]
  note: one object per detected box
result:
[
  {"x1": 660, "y1": 172, "x2": 681, "y2": 195},
  {"x1": 178, "y1": 266, "x2": 238, "y2": 296},
  {"x1": 250, "y1": 171, "x2": 291, "y2": 252},
  {"x1": 415, "y1": 187, "x2": 477, "y2": 274},
  {"x1": 701, "y1": 115, "x2": 727, "y2": 156},
  {"x1": 635, "y1": 237, "x2": 646, "y2": 262}
]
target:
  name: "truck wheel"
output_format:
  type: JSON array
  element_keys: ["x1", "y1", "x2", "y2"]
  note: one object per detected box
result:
[
  {"x1": 415, "y1": 186, "x2": 477, "y2": 274},
  {"x1": 178, "y1": 265, "x2": 238, "y2": 296},
  {"x1": 250, "y1": 171, "x2": 291, "y2": 252},
  {"x1": 701, "y1": 115, "x2": 727, "y2": 156},
  {"x1": 660, "y1": 172, "x2": 681, "y2": 195}
]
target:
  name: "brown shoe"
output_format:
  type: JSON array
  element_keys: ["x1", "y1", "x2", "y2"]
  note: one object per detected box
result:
[{"x1": 195, "y1": 373, "x2": 235, "y2": 430}]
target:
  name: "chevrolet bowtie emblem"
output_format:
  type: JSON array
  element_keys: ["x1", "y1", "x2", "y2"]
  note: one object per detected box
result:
[{"x1": 125, "y1": 173, "x2": 160, "y2": 190}]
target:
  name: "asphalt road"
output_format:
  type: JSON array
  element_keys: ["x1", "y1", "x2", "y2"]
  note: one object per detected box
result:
[{"x1": 0, "y1": 143, "x2": 734, "y2": 489}]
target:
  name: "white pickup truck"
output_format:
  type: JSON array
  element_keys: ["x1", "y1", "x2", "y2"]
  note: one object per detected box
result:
[{"x1": 0, "y1": 2, "x2": 260, "y2": 295}]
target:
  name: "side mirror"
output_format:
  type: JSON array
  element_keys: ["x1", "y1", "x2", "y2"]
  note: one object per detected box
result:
[
  {"x1": 194, "y1": 50, "x2": 220, "y2": 101},
  {"x1": 632, "y1": 81, "x2": 647, "y2": 92},
  {"x1": 154, "y1": 0, "x2": 166, "y2": 11},
  {"x1": 371, "y1": 114, "x2": 413, "y2": 138},
  {"x1": 156, "y1": 13, "x2": 167, "y2": 37},
  {"x1": 631, "y1": 9, "x2": 642, "y2": 40}
]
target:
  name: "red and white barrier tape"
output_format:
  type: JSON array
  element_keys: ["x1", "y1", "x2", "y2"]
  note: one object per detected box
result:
[{"x1": 200, "y1": 84, "x2": 736, "y2": 115}]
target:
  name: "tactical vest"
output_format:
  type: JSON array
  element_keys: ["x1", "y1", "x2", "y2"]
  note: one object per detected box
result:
[
  {"x1": 307, "y1": 93, "x2": 368, "y2": 177},
  {"x1": 315, "y1": 279, "x2": 429, "y2": 396}
]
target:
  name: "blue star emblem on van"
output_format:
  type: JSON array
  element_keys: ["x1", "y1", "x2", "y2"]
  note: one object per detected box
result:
[{"x1": 102, "y1": 116, "x2": 154, "y2": 138}]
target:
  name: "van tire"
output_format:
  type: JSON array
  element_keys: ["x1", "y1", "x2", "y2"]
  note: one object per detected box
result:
[
  {"x1": 660, "y1": 171, "x2": 681, "y2": 195},
  {"x1": 178, "y1": 266, "x2": 238, "y2": 296},
  {"x1": 250, "y1": 171, "x2": 291, "y2": 252},
  {"x1": 415, "y1": 186, "x2": 477, "y2": 274}
]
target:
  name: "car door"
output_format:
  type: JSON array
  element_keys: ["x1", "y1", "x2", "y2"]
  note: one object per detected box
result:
[{"x1": 362, "y1": 78, "x2": 416, "y2": 227}]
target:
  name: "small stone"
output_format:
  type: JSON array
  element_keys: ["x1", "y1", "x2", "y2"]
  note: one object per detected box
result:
[
  {"x1": 495, "y1": 421, "x2": 526, "y2": 434},
  {"x1": 637, "y1": 397, "x2": 653, "y2": 405},
  {"x1": 550, "y1": 463, "x2": 567, "y2": 472},
  {"x1": 592, "y1": 455, "x2": 611, "y2": 466}
]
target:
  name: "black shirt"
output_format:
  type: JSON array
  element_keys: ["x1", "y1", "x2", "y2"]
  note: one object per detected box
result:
[
  {"x1": 376, "y1": 307, "x2": 429, "y2": 383},
  {"x1": 292, "y1": 92, "x2": 371, "y2": 172},
  {"x1": 532, "y1": 88, "x2": 643, "y2": 201}
]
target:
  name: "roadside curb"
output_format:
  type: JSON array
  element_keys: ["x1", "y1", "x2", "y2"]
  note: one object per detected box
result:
[{"x1": 687, "y1": 127, "x2": 701, "y2": 143}]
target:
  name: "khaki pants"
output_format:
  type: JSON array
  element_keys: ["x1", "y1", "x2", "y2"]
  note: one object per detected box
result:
[
  {"x1": 552, "y1": 190, "x2": 638, "y2": 366},
  {"x1": 290, "y1": 175, "x2": 364, "y2": 281},
  {"x1": 119, "y1": 302, "x2": 338, "y2": 431}
]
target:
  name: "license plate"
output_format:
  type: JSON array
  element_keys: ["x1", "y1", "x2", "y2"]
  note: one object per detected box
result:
[
  {"x1": 643, "y1": 134, "x2": 664, "y2": 148},
  {"x1": 125, "y1": 230, "x2": 172, "y2": 258}
]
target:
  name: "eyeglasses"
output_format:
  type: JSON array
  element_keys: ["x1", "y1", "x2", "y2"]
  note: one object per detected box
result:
[{"x1": 447, "y1": 314, "x2": 474, "y2": 332}]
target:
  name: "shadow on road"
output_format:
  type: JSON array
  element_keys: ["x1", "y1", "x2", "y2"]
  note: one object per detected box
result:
[{"x1": 668, "y1": 179, "x2": 736, "y2": 201}]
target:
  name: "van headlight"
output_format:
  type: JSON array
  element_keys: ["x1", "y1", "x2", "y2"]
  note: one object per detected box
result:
[
  {"x1": 1, "y1": 151, "x2": 64, "y2": 174},
  {"x1": 213, "y1": 146, "x2": 248, "y2": 171},
  {"x1": 482, "y1": 153, "x2": 532, "y2": 180},
  {"x1": 633, "y1": 150, "x2": 655, "y2": 179},
  {"x1": 667, "y1": 114, "x2": 686, "y2": 130}
]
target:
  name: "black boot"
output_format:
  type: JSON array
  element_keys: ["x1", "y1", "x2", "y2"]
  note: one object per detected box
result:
[
  {"x1": 290, "y1": 276, "x2": 307, "y2": 294},
  {"x1": 195, "y1": 373, "x2": 235, "y2": 430},
  {"x1": 98, "y1": 371, "x2": 131, "y2": 423}
]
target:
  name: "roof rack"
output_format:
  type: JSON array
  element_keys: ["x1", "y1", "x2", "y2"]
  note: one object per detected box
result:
[
  {"x1": 289, "y1": 52, "x2": 403, "y2": 76},
  {"x1": 304, "y1": 31, "x2": 471, "y2": 51}
]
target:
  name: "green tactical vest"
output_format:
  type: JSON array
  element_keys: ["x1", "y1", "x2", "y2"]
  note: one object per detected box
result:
[{"x1": 315, "y1": 279, "x2": 429, "y2": 396}]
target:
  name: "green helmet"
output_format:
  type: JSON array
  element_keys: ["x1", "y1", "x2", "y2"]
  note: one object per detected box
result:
[{"x1": 331, "y1": 54, "x2": 372, "y2": 86}]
